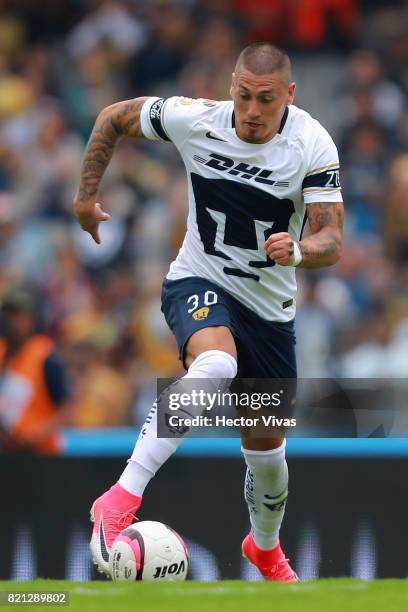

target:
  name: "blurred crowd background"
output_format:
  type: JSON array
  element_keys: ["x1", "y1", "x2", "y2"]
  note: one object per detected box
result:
[{"x1": 0, "y1": 0, "x2": 407, "y2": 446}]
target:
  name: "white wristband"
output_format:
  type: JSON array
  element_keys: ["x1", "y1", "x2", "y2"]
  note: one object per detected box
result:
[{"x1": 292, "y1": 241, "x2": 303, "y2": 266}]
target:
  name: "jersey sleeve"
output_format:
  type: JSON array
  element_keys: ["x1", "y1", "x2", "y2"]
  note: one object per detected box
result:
[
  {"x1": 302, "y1": 123, "x2": 343, "y2": 204},
  {"x1": 140, "y1": 96, "x2": 207, "y2": 149}
]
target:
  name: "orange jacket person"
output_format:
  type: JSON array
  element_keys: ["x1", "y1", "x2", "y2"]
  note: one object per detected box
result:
[{"x1": 0, "y1": 290, "x2": 72, "y2": 454}]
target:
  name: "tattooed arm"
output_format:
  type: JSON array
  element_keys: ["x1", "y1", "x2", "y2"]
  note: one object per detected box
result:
[
  {"x1": 73, "y1": 96, "x2": 150, "y2": 243},
  {"x1": 264, "y1": 201, "x2": 343, "y2": 268},
  {"x1": 298, "y1": 201, "x2": 344, "y2": 268}
]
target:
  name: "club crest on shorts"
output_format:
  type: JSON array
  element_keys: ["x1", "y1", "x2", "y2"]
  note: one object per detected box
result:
[{"x1": 192, "y1": 307, "x2": 209, "y2": 320}]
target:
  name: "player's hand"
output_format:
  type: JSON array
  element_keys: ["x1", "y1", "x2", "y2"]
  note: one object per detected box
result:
[
  {"x1": 265, "y1": 232, "x2": 296, "y2": 266},
  {"x1": 73, "y1": 195, "x2": 111, "y2": 244}
]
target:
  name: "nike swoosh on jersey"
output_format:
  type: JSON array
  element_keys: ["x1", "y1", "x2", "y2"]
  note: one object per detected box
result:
[
  {"x1": 99, "y1": 512, "x2": 110, "y2": 562},
  {"x1": 206, "y1": 131, "x2": 227, "y2": 142}
]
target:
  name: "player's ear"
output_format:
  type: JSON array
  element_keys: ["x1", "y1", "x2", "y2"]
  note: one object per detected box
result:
[{"x1": 287, "y1": 82, "x2": 296, "y2": 105}]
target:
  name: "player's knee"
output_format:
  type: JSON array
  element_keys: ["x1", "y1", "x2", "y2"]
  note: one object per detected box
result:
[
  {"x1": 188, "y1": 349, "x2": 238, "y2": 379},
  {"x1": 185, "y1": 326, "x2": 237, "y2": 367}
]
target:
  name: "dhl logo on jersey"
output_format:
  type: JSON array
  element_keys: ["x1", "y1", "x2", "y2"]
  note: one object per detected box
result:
[
  {"x1": 193, "y1": 152, "x2": 289, "y2": 187},
  {"x1": 192, "y1": 307, "x2": 209, "y2": 320}
]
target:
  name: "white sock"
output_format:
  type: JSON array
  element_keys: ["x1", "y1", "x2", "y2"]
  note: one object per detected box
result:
[
  {"x1": 242, "y1": 441, "x2": 288, "y2": 550},
  {"x1": 119, "y1": 350, "x2": 237, "y2": 496}
]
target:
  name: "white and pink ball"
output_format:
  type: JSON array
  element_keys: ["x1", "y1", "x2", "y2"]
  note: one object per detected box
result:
[{"x1": 109, "y1": 520, "x2": 189, "y2": 581}]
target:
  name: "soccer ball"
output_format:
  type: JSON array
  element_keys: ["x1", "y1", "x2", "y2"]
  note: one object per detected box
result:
[{"x1": 109, "y1": 520, "x2": 189, "y2": 581}]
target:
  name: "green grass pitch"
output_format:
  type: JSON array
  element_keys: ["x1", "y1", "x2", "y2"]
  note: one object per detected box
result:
[{"x1": 1, "y1": 579, "x2": 408, "y2": 612}]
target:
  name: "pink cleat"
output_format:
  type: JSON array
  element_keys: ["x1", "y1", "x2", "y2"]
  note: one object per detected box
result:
[
  {"x1": 90, "y1": 482, "x2": 142, "y2": 576},
  {"x1": 242, "y1": 532, "x2": 299, "y2": 582}
]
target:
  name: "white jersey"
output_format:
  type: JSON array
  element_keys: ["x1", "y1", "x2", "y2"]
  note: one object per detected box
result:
[{"x1": 140, "y1": 96, "x2": 342, "y2": 322}]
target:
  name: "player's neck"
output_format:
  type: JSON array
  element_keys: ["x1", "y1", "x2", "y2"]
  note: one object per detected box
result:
[{"x1": 236, "y1": 128, "x2": 278, "y2": 145}]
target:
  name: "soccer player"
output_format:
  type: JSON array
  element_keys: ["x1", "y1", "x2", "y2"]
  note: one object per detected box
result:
[{"x1": 74, "y1": 43, "x2": 343, "y2": 582}]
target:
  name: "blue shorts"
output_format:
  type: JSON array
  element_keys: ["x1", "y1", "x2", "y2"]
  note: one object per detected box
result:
[{"x1": 161, "y1": 276, "x2": 297, "y2": 378}]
